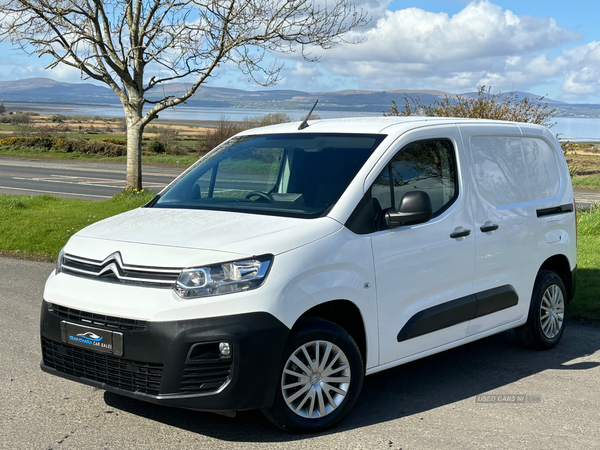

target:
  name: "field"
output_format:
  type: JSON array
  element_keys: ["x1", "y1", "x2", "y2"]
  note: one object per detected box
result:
[
  {"x1": 567, "y1": 146, "x2": 600, "y2": 190},
  {"x1": 0, "y1": 110, "x2": 295, "y2": 164},
  {"x1": 0, "y1": 111, "x2": 211, "y2": 165}
]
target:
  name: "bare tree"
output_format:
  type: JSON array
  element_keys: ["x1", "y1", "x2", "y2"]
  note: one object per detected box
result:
[{"x1": 0, "y1": 0, "x2": 368, "y2": 189}]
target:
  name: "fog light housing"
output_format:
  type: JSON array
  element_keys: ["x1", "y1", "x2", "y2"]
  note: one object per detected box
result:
[{"x1": 187, "y1": 341, "x2": 233, "y2": 362}]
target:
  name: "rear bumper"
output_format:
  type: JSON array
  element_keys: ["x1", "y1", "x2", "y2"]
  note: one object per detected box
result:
[{"x1": 40, "y1": 300, "x2": 289, "y2": 411}]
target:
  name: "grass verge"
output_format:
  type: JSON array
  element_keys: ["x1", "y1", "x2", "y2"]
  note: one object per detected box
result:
[
  {"x1": 0, "y1": 191, "x2": 155, "y2": 261},
  {"x1": 570, "y1": 205, "x2": 600, "y2": 322},
  {"x1": 570, "y1": 235, "x2": 600, "y2": 322},
  {"x1": 572, "y1": 176, "x2": 600, "y2": 191}
]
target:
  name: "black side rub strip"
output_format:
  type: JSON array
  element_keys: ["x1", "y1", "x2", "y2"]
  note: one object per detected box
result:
[
  {"x1": 536, "y1": 203, "x2": 574, "y2": 218},
  {"x1": 397, "y1": 285, "x2": 518, "y2": 342}
]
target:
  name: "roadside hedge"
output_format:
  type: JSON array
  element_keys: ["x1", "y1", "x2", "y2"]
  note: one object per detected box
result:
[{"x1": 0, "y1": 136, "x2": 126, "y2": 156}]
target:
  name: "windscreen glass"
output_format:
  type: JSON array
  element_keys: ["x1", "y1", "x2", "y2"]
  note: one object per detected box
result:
[{"x1": 153, "y1": 133, "x2": 386, "y2": 218}]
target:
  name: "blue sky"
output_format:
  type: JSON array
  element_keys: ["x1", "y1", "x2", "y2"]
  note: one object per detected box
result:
[{"x1": 1, "y1": 0, "x2": 600, "y2": 102}]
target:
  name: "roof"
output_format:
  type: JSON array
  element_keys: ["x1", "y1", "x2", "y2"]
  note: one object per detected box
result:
[{"x1": 237, "y1": 116, "x2": 542, "y2": 135}]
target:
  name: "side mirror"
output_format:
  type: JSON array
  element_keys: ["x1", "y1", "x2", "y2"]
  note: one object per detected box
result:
[{"x1": 384, "y1": 191, "x2": 433, "y2": 228}]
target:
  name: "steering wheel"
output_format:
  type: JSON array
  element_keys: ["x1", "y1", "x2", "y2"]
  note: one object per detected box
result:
[{"x1": 244, "y1": 191, "x2": 273, "y2": 202}]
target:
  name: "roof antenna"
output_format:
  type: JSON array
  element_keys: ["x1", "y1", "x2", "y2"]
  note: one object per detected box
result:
[{"x1": 298, "y1": 100, "x2": 319, "y2": 130}]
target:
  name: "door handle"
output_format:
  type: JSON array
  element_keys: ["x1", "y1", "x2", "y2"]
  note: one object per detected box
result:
[
  {"x1": 480, "y1": 224, "x2": 499, "y2": 233},
  {"x1": 450, "y1": 229, "x2": 471, "y2": 239}
]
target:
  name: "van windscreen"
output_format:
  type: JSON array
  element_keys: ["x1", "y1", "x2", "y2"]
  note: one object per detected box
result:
[{"x1": 152, "y1": 133, "x2": 386, "y2": 218}]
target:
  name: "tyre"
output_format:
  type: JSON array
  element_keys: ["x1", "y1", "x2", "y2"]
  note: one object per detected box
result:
[
  {"x1": 262, "y1": 317, "x2": 364, "y2": 433},
  {"x1": 515, "y1": 270, "x2": 566, "y2": 350}
]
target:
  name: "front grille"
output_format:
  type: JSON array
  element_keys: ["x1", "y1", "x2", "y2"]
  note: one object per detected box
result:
[
  {"x1": 180, "y1": 362, "x2": 232, "y2": 393},
  {"x1": 48, "y1": 303, "x2": 147, "y2": 332},
  {"x1": 61, "y1": 252, "x2": 181, "y2": 288},
  {"x1": 42, "y1": 337, "x2": 163, "y2": 395}
]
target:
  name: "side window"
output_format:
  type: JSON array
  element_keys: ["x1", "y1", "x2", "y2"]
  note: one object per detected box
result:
[
  {"x1": 471, "y1": 136, "x2": 560, "y2": 206},
  {"x1": 371, "y1": 138, "x2": 458, "y2": 219}
]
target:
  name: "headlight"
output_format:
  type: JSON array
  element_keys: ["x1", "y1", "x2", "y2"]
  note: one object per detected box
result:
[
  {"x1": 174, "y1": 255, "x2": 272, "y2": 299},
  {"x1": 56, "y1": 247, "x2": 65, "y2": 274}
]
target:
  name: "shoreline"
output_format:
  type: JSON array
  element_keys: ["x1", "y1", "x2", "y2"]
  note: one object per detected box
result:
[{"x1": 3, "y1": 101, "x2": 600, "y2": 138}]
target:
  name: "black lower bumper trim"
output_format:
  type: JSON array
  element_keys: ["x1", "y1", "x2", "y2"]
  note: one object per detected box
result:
[{"x1": 41, "y1": 300, "x2": 290, "y2": 411}]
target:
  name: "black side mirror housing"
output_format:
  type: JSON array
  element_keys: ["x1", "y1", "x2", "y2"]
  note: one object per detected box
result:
[{"x1": 384, "y1": 191, "x2": 433, "y2": 228}]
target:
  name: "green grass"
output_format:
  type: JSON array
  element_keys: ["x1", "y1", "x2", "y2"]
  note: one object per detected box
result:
[
  {"x1": 572, "y1": 176, "x2": 600, "y2": 191},
  {"x1": 571, "y1": 235, "x2": 600, "y2": 321},
  {"x1": 0, "y1": 191, "x2": 155, "y2": 261},
  {"x1": 569, "y1": 206, "x2": 600, "y2": 321},
  {"x1": 140, "y1": 154, "x2": 198, "y2": 165},
  {"x1": 577, "y1": 205, "x2": 600, "y2": 235},
  {"x1": 64, "y1": 133, "x2": 127, "y2": 141}
]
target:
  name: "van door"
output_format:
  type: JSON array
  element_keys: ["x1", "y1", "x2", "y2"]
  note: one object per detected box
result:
[
  {"x1": 461, "y1": 125, "x2": 562, "y2": 335},
  {"x1": 370, "y1": 127, "x2": 476, "y2": 365}
]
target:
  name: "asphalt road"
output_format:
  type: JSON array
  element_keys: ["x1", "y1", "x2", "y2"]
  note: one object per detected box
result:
[
  {"x1": 1, "y1": 157, "x2": 600, "y2": 206},
  {"x1": 0, "y1": 158, "x2": 183, "y2": 200},
  {"x1": 1, "y1": 256, "x2": 599, "y2": 449}
]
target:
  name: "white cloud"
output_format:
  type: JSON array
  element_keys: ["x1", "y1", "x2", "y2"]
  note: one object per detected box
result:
[
  {"x1": 561, "y1": 42, "x2": 600, "y2": 98},
  {"x1": 6, "y1": 63, "x2": 86, "y2": 84},
  {"x1": 272, "y1": 0, "x2": 582, "y2": 95}
]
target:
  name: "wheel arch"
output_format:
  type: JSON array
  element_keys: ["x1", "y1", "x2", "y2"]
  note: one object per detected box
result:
[
  {"x1": 539, "y1": 254, "x2": 575, "y2": 302},
  {"x1": 295, "y1": 300, "x2": 367, "y2": 366}
]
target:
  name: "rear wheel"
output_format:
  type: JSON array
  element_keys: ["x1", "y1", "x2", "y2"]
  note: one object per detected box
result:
[
  {"x1": 515, "y1": 270, "x2": 566, "y2": 350},
  {"x1": 262, "y1": 317, "x2": 364, "y2": 433}
]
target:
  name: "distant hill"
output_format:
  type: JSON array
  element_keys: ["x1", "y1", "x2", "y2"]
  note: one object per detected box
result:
[
  {"x1": 0, "y1": 78, "x2": 117, "y2": 104},
  {"x1": 0, "y1": 77, "x2": 597, "y2": 116},
  {"x1": 460, "y1": 90, "x2": 565, "y2": 105}
]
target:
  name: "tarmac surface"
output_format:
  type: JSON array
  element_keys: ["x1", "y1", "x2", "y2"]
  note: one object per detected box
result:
[
  {"x1": 1, "y1": 257, "x2": 599, "y2": 449},
  {"x1": 1, "y1": 157, "x2": 600, "y2": 206}
]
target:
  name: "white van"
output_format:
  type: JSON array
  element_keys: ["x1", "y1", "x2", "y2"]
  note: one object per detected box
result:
[{"x1": 40, "y1": 117, "x2": 577, "y2": 433}]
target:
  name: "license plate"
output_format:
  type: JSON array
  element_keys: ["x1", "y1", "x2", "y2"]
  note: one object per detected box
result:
[{"x1": 60, "y1": 321, "x2": 123, "y2": 356}]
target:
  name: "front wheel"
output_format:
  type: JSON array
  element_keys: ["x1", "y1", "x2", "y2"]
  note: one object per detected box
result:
[
  {"x1": 515, "y1": 270, "x2": 566, "y2": 350},
  {"x1": 262, "y1": 318, "x2": 364, "y2": 433}
]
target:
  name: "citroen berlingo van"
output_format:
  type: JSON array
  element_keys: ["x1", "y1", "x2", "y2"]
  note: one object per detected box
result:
[{"x1": 40, "y1": 117, "x2": 576, "y2": 433}]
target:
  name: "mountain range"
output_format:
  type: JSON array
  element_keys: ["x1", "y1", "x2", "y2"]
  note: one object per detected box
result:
[{"x1": 1, "y1": 77, "x2": 599, "y2": 117}]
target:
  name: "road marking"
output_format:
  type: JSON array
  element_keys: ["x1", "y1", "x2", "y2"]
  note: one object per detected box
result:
[
  {"x1": 12, "y1": 175, "x2": 166, "y2": 189},
  {"x1": 0, "y1": 159, "x2": 183, "y2": 177},
  {"x1": 0, "y1": 185, "x2": 112, "y2": 199}
]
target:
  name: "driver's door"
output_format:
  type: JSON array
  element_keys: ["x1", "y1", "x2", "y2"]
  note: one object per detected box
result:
[{"x1": 371, "y1": 130, "x2": 476, "y2": 365}]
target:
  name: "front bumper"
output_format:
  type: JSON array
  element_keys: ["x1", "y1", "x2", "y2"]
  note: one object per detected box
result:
[{"x1": 40, "y1": 300, "x2": 290, "y2": 411}]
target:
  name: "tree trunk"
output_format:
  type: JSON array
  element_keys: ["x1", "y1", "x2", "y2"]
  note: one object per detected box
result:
[{"x1": 125, "y1": 117, "x2": 144, "y2": 190}]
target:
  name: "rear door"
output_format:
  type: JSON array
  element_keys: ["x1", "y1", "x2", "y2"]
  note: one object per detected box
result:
[{"x1": 460, "y1": 125, "x2": 564, "y2": 335}]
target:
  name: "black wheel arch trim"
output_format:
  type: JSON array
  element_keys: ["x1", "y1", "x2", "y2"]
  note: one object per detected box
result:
[{"x1": 397, "y1": 285, "x2": 519, "y2": 342}]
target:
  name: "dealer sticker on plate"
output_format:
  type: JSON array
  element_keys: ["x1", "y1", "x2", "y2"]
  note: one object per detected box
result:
[{"x1": 60, "y1": 321, "x2": 123, "y2": 356}]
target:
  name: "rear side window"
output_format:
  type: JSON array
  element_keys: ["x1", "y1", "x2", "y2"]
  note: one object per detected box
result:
[
  {"x1": 371, "y1": 138, "x2": 458, "y2": 217},
  {"x1": 471, "y1": 136, "x2": 560, "y2": 206}
]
